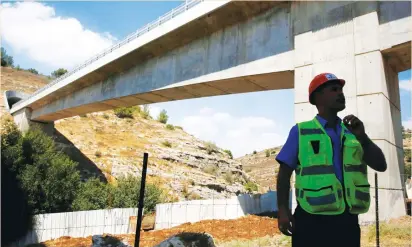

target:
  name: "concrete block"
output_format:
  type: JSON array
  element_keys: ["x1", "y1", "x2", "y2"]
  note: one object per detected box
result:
[
  {"x1": 294, "y1": 65, "x2": 313, "y2": 103},
  {"x1": 353, "y1": 12, "x2": 380, "y2": 55},
  {"x1": 357, "y1": 94, "x2": 397, "y2": 144},
  {"x1": 384, "y1": 60, "x2": 401, "y2": 110},
  {"x1": 312, "y1": 56, "x2": 357, "y2": 97},
  {"x1": 367, "y1": 140, "x2": 404, "y2": 190},
  {"x1": 312, "y1": 34, "x2": 354, "y2": 64},
  {"x1": 357, "y1": 93, "x2": 402, "y2": 148},
  {"x1": 355, "y1": 51, "x2": 388, "y2": 97},
  {"x1": 312, "y1": 7, "x2": 354, "y2": 42},
  {"x1": 294, "y1": 102, "x2": 318, "y2": 123},
  {"x1": 390, "y1": 102, "x2": 403, "y2": 148},
  {"x1": 294, "y1": 32, "x2": 313, "y2": 67},
  {"x1": 379, "y1": 16, "x2": 412, "y2": 51}
]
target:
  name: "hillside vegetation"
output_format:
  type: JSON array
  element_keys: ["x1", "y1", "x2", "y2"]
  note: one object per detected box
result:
[{"x1": 1, "y1": 67, "x2": 257, "y2": 204}]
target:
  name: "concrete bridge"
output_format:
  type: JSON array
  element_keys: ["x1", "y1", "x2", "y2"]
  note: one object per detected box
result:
[{"x1": 4, "y1": 1, "x2": 411, "y2": 223}]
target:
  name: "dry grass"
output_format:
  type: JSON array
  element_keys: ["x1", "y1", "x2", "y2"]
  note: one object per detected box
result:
[
  {"x1": 218, "y1": 235, "x2": 290, "y2": 247},
  {"x1": 362, "y1": 216, "x2": 411, "y2": 247}
]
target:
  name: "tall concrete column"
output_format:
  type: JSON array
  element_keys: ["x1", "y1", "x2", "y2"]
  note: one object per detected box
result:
[
  {"x1": 292, "y1": 2, "x2": 406, "y2": 221},
  {"x1": 13, "y1": 107, "x2": 55, "y2": 136}
]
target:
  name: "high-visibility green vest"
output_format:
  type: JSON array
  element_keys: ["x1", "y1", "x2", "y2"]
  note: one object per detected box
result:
[{"x1": 295, "y1": 117, "x2": 370, "y2": 215}]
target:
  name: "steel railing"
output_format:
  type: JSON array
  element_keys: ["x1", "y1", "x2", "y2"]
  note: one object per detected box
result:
[{"x1": 12, "y1": 0, "x2": 203, "y2": 110}]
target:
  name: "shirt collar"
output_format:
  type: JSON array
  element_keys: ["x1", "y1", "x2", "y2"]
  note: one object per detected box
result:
[{"x1": 316, "y1": 115, "x2": 342, "y2": 128}]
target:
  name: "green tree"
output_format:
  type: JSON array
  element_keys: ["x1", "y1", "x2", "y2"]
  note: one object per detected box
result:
[
  {"x1": 112, "y1": 176, "x2": 163, "y2": 213},
  {"x1": 51, "y1": 68, "x2": 68, "y2": 78},
  {"x1": 157, "y1": 109, "x2": 169, "y2": 124},
  {"x1": 1, "y1": 47, "x2": 14, "y2": 67},
  {"x1": 72, "y1": 178, "x2": 111, "y2": 211},
  {"x1": 114, "y1": 107, "x2": 134, "y2": 118},
  {"x1": 224, "y1": 149, "x2": 233, "y2": 159},
  {"x1": 27, "y1": 68, "x2": 39, "y2": 75},
  {"x1": 1, "y1": 121, "x2": 81, "y2": 214}
]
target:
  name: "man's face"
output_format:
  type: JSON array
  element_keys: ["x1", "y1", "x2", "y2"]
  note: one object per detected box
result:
[{"x1": 315, "y1": 81, "x2": 346, "y2": 111}]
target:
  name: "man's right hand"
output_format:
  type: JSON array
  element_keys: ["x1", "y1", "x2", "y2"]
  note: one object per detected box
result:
[{"x1": 278, "y1": 208, "x2": 295, "y2": 236}]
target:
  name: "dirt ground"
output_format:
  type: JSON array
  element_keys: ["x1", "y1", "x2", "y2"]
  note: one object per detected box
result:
[
  {"x1": 35, "y1": 215, "x2": 279, "y2": 247},
  {"x1": 29, "y1": 215, "x2": 411, "y2": 247}
]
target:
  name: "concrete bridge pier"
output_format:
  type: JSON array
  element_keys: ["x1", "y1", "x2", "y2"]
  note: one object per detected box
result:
[{"x1": 13, "y1": 107, "x2": 54, "y2": 136}]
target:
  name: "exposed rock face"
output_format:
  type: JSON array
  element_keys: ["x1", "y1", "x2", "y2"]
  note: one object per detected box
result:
[{"x1": 154, "y1": 233, "x2": 215, "y2": 247}]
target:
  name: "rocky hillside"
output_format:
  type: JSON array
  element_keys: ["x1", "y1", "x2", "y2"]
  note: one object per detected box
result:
[
  {"x1": 1, "y1": 67, "x2": 254, "y2": 202},
  {"x1": 0, "y1": 67, "x2": 48, "y2": 116},
  {"x1": 236, "y1": 147, "x2": 282, "y2": 192}
]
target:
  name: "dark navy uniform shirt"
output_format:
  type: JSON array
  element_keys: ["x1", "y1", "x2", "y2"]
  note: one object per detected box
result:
[{"x1": 276, "y1": 115, "x2": 345, "y2": 182}]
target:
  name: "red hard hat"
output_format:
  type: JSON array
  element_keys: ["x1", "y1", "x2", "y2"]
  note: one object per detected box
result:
[{"x1": 309, "y1": 73, "x2": 345, "y2": 105}]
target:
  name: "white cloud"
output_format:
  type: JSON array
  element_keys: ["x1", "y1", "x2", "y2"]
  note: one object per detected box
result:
[
  {"x1": 399, "y1": 79, "x2": 411, "y2": 91},
  {"x1": 0, "y1": 2, "x2": 117, "y2": 70},
  {"x1": 403, "y1": 117, "x2": 412, "y2": 130},
  {"x1": 179, "y1": 107, "x2": 286, "y2": 158}
]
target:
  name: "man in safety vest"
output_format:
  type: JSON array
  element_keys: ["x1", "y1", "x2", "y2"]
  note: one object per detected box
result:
[{"x1": 276, "y1": 73, "x2": 387, "y2": 247}]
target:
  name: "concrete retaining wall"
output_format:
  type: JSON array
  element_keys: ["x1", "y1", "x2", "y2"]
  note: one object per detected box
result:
[
  {"x1": 16, "y1": 208, "x2": 138, "y2": 247},
  {"x1": 155, "y1": 191, "x2": 286, "y2": 230}
]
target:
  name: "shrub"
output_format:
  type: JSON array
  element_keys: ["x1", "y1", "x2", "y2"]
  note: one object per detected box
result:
[
  {"x1": 140, "y1": 105, "x2": 150, "y2": 119},
  {"x1": 72, "y1": 178, "x2": 111, "y2": 211},
  {"x1": 245, "y1": 167, "x2": 252, "y2": 173},
  {"x1": 244, "y1": 181, "x2": 258, "y2": 193},
  {"x1": 114, "y1": 107, "x2": 134, "y2": 119},
  {"x1": 224, "y1": 149, "x2": 233, "y2": 159},
  {"x1": 224, "y1": 172, "x2": 234, "y2": 184},
  {"x1": 1, "y1": 123, "x2": 81, "y2": 214},
  {"x1": 253, "y1": 150, "x2": 257, "y2": 155},
  {"x1": 111, "y1": 176, "x2": 163, "y2": 213},
  {"x1": 80, "y1": 114, "x2": 88, "y2": 118},
  {"x1": 203, "y1": 164, "x2": 218, "y2": 175},
  {"x1": 27, "y1": 68, "x2": 39, "y2": 75},
  {"x1": 403, "y1": 130, "x2": 411, "y2": 139},
  {"x1": 51, "y1": 68, "x2": 68, "y2": 78},
  {"x1": 174, "y1": 126, "x2": 183, "y2": 130},
  {"x1": 166, "y1": 124, "x2": 175, "y2": 130},
  {"x1": 157, "y1": 109, "x2": 169, "y2": 124},
  {"x1": 1, "y1": 47, "x2": 14, "y2": 67},
  {"x1": 95, "y1": 151, "x2": 102, "y2": 158},
  {"x1": 188, "y1": 192, "x2": 201, "y2": 200},
  {"x1": 205, "y1": 141, "x2": 218, "y2": 155},
  {"x1": 2, "y1": 161, "x2": 35, "y2": 245},
  {"x1": 265, "y1": 150, "x2": 270, "y2": 157},
  {"x1": 102, "y1": 114, "x2": 110, "y2": 119},
  {"x1": 162, "y1": 140, "x2": 172, "y2": 148},
  {"x1": 404, "y1": 149, "x2": 411, "y2": 163},
  {"x1": 404, "y1": 163, "x2": 411, "y2": 180}
]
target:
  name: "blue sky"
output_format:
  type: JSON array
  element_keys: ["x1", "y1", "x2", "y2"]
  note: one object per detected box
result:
[{"x1": 1, "y1": 1, "x2": 411, "y2": 158}]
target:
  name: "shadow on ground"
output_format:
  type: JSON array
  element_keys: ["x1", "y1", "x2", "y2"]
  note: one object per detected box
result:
[{"x1": 53, "y1": 129, "x2": 107, "y2": 183}]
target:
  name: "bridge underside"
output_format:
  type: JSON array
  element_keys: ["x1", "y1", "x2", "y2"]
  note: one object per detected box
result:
[{"x1": 33, "y1": 70, "x2": 294, "y2": 122}]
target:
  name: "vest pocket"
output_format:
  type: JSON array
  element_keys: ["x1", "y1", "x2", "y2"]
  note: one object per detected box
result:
[
  {"x1": 343, "y1": 140, "x2": 363, "y2": 164},
  {"x1": 346, "y1": 184, "x2": 370, "y2": 213},
  {"x1": 302, "y1": 185, "x2": 341, "y2": 213}
]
